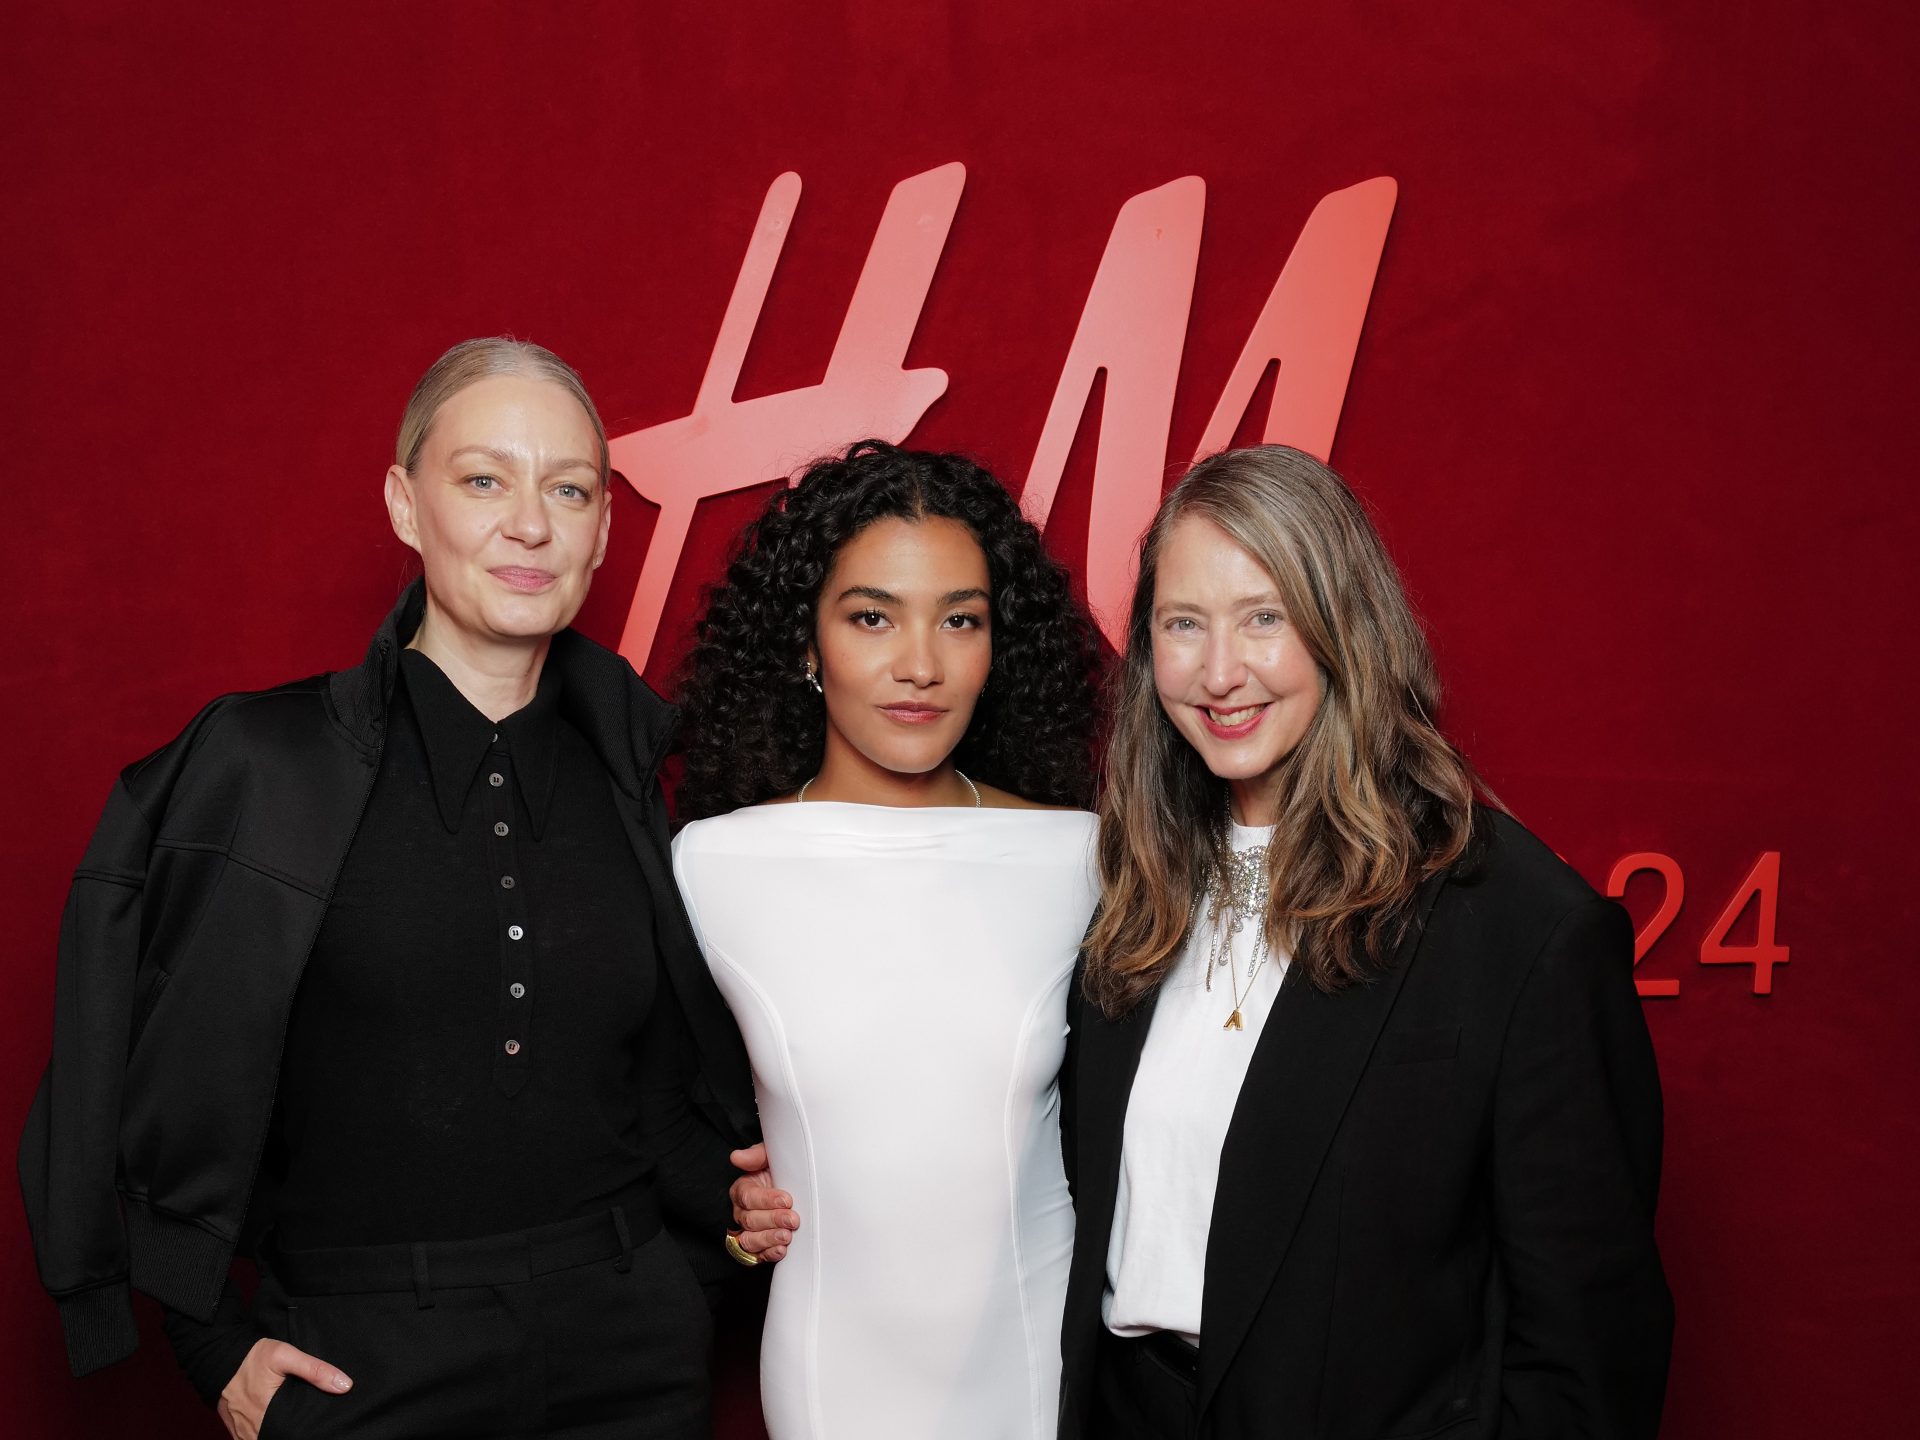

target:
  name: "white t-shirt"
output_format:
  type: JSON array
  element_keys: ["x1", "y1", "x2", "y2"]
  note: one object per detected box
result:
[{"x1": 1102, "y1": 821, "x2": 1286, "y2": 1344}]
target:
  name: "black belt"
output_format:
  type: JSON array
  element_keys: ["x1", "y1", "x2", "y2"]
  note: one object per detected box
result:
[
  {"x1": 266, "y1": 1192, "x2": 661, "y2": 1306},
  {"x1": 1110, "y1": 1327, "x2": 1201, "y2": 1384}
]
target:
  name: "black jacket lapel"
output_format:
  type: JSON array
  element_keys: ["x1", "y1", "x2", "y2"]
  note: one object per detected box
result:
[
  {"x1": 1196, "y1": 873, "x2": 1447, "y2": 1411},
  {"x1": 326, "y1": 579, "x2": 422, "y2": 751}
]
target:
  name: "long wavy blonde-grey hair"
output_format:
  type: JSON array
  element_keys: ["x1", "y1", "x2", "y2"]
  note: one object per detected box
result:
[{"x1": 1083, "y1": 445, "x2": 1479, "y2": 1017}]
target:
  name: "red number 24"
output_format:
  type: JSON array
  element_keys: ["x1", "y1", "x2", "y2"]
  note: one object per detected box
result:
[{"x1": 1605, "y1": 852, "x2": 1789, "y2": 998}]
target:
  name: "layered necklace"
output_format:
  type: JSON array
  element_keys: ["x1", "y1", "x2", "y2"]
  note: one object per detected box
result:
[{"x1": 1200, "y1": 834, "x2": 1273, "y2": 1032}]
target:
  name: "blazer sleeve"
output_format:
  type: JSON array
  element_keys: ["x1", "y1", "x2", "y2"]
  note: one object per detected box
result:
[
  {"x1": 1491, "y1": 896, "x2": 1674, "y2": 1437},
  {"x1": 17, "y1": 775, "x2": 157, "y2": 1376},
  {"x1": 637, "y1": 958, "x2": 740, "y2": 1241}
]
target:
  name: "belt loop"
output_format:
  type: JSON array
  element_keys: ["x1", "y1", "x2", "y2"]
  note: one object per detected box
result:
[
  {"x1": 611, "y1": 1206, "x2": 634, "y2": 1273},
  {"x1": 411, "y1": 1243, "x2": 435, "y2": 1309}
]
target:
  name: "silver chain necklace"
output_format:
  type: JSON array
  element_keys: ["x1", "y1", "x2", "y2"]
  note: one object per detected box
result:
[
  {"x1": 1201, "y1": 840, "x2": 1271, "y2": 1031},
  {"x1": 796, "y1": 770, "x2": 980, "y2": 807}
]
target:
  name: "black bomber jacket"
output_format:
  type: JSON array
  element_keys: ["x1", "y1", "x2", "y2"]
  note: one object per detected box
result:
[{"x1": 17, "y1": 581, "x2": 758, "y2": 1377}]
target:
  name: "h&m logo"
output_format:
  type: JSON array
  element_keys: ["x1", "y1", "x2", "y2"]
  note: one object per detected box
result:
[{"x1": 609, "y1": 162, "x2": 1397, "y2": 662}]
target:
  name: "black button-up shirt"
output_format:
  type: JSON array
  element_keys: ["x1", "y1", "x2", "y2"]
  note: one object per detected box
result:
[
  {"x1": 166, "y1": 648, "x2": 694, "y2": 1401},
  {"x1": 270, "y1": 649, "x2": 664, "y2": 1248}
]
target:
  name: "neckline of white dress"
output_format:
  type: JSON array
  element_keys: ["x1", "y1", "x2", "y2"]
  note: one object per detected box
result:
[{"x1": 755, "y1": 799, "x2": 1089, "y2": 817}]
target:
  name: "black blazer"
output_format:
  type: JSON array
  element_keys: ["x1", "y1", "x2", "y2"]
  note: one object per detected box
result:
[
  {"x1": 17, "y1": 581, "x2": 758, "y2": 1377},
  {"x1": 1060, "y1": 811, "x2": 1671, "y2": 1439}
]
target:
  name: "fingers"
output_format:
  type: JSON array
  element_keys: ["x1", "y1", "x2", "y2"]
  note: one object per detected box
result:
[
  {"x1": 727, "y1": 1146, "x2": 798, "y2": 1251},
  {"x1": 734, "y1": 1204, "x2": 800, "y2": 1232},
  {"x1": 728, "y1": 1176, "x2": 788, "y2": 1207},
  {"x1": 734, "y1": 1224, "x2": 793, "y2": 1258},
  {"x1": 729, "y1": 1175, "x2": 798, "y2": 1230},
  {"x1": 266, "y1": 1339, "x2": 354, "y2": 1394}
]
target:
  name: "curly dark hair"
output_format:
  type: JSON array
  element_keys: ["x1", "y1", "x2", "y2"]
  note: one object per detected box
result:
[{"x1": 673, "y1": 440, "x2": 1103, "y2": 820}]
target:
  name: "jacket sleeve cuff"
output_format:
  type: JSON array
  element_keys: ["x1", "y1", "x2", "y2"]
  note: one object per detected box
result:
[{"x1": 57, "y1": 1281, "x2": 140, "y2": 1377}]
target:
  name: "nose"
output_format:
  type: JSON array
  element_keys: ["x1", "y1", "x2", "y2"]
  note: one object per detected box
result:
[
  {"x1": 501, "y1": 483, "x2": 550, "y2": 546},
  {"x1": 894, "y1": 625, "x2": 941, "y2": 688},
  {"x1": 1202, "y1": 629, "x2": 1247, "y2": 696}
]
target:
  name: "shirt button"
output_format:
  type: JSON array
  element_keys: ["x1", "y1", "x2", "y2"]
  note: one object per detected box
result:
[
  {"x1": 508, "y1": 925, "x2": 524, "y2": 940},
  {"x1": 503, "y1": 1039, "x2": 521, "y2": 1056},
  {"x1": 509, "y1": 983, "x2": 526, "y2": 999},
  {"x1": 489, "y1": 772, "x2": 505, "y2": 788},
  {"x1": 494, "y1": 821, "x2": 509, "y2": 837},
  {"x1": 500, "y1": 875, "x2": 515, "y2": 889}
]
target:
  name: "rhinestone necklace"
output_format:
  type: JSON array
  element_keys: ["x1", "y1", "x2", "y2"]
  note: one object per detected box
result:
[{"x1": 1202, "y1": 839, "x2": 1271, "y2": 1032}]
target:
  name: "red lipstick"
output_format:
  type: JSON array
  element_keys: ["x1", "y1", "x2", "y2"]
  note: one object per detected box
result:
[{"x1": 1198, "y1": 703, "x2": 1269, "y2": 740}]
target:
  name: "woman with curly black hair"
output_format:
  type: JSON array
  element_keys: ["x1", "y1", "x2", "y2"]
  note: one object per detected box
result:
[{"x1": 670, "y1": 440, "x2": 1104, "y2": 1438}]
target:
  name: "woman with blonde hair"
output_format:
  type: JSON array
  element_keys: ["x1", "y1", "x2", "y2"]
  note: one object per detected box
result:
[
  {"x1": 1059, "y1": 445, "x2": 1672, "y2": 1438},
  {"x1": 21, "y1": 338, "x2": 773, "y2": 1438}
]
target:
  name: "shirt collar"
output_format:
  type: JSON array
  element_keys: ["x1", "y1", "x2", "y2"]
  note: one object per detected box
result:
[{"x1": 399, "y1": 649, "x2": 563, "y2": 838}]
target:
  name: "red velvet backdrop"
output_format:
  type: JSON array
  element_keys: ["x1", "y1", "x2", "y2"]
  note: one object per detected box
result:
[{"x1": 5, "y1": 2, "x2": 1915, "y2": 1436}]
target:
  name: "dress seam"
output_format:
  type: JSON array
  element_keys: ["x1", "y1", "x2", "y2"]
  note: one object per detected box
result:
[
  {"x1": 704, "y1": 936, "x2": 825, "y2": 1440},
  {"x1": 1003, "y1": 963, "x2": 1073, "y2": 1438}
]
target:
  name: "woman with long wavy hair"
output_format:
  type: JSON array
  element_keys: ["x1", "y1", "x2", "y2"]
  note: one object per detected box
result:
[
  {"x1": 670, "y1": 440, "x2": 1104, "y2": 1438},
  {"x1": 1058, "y1": 445, "x2": 1672, "y2": 1438}
]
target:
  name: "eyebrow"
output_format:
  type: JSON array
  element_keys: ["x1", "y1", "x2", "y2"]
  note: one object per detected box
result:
[
  {"x1": 448, "y1": 445, "x2": 599, "y2": 476},
  {"x1": 837, "y1": 585, "x2": 901, "y2": 605},
  {"x1": 835, "y1": 584, "x2": 992, "y2": 606},
  {"x1": 1154, "y1": 593, "x2": 1283, "y2": 617}
]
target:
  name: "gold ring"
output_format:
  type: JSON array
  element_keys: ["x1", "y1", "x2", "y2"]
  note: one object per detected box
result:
[{"x1": 724, "y1": 1232, "x2": 761, "y2": 1268}]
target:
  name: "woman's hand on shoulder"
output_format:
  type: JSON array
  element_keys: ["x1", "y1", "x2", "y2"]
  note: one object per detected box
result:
[
  {"x1": 217, "y1": 1338, "x2": 352, "y2": 1439},
  {"x1": 728, "y1": 1143, "x2": 798, "y2": 1262}
]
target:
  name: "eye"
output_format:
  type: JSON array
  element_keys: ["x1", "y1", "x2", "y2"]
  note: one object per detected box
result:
[
  {"x1": 1164, "y1": 616, "x2": 1199, "y2": 634},
  {"x1": 1250, "y1": 610, "x2": 1282, "y2": 628},
  {"x1": 942, "y1": 612, "x2": 984, "y2": 630},
  {"x1": 553, "y1": 482, "x2": 594, "y2": 502},
  {"x1": 851, "y1": 610, "x2": 889, "y2": 629},
  {"x1": 466, "y1": 474, "x2": 500, "y2": 491}
]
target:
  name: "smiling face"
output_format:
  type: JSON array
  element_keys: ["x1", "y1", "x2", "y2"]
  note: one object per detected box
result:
[
  {"x1": 1151, "y1": 514, "x2": 1324, "y2": 825},
  {"x1": 383, "y1": 372, "x2": 610, "y2": 645},
  {"x1": 810, "y1": 515, "x2": 993, "y2": 798}
]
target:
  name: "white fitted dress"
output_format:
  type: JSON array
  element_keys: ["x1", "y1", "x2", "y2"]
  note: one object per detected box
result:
[{"x1": 671, "y1": 803, "x2": 1100, "y2": 1440}]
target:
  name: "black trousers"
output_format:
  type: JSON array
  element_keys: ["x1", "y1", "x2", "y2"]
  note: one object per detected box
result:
[
  {"x1": 1092, "y1": 1329, "x2": 1200, "y2": 1439},
  {"x1": 250, "y1": 1206, "x2": 712, "y2": 1439}
]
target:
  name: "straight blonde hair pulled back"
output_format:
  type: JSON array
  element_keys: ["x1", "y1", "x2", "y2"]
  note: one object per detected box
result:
[
  {"x1": 395, "y1": 337, "x2": 609, "y2": 481},
  {"x1": 1083, "y1": 445, "x2": 1479, "y2": 1017}
]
